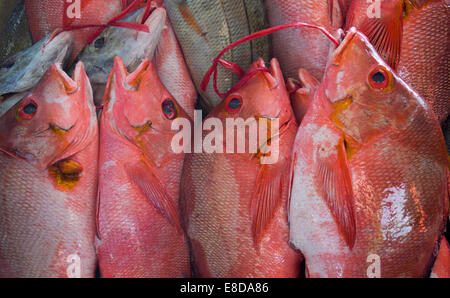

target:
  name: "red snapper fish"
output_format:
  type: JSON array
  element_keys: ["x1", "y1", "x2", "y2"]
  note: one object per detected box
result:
[
  {"x1": 289, "y1": 28, "x2": 449, "y2": 278},
  {"x1": 0, "y1": 62, "x2": 98, "y2": 277},
  {"x1": 345, "y1": 0, "x2": 450, "y2": 123},
  {"x1": 181, "y1": 58, "x2": 302, "y2": 278},
  {"x1": 97, "y1": 57, "x2": 190, "y2": 277}
]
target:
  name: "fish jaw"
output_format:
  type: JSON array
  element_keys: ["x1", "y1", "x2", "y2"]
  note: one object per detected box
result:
[{"x1": 0, "y1": 31, "x2": 74, "y2": 95}]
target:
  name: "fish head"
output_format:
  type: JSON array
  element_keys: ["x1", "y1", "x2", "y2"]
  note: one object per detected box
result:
[
  {"x1": 322, "y1": 28, "x2": 426, "y2": 144},
  {"x1": 211, "y1": 58, "x2": 293, "y2": 127},
  {"x1": 103, "y1": 56, "x2": 189, "y2": 160},
  {"x1": 81, "y1": 7, "x2": 167, "y2": 87},
  {"x1": 0, "y1": 31, "x2": 74, "y2": 95},
  {"x1": 0, "y1": 62, "x2": 97, "y2": 170}
]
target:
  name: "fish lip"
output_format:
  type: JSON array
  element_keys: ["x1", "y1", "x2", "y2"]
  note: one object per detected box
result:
[{"x1": 330, "y1": 28, "x2": 358, "y2": 65}]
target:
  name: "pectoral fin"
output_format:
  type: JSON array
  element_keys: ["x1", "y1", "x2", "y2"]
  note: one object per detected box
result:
[
  {"x1": 315, "y1": 137, "x2": 356, "y2": 248},
  {"x1": 251, "y1": 165, "x2": 285, "y2": 246},
  {"x1": 126, "y1": 162, "x2": 182, "y2": 233}
]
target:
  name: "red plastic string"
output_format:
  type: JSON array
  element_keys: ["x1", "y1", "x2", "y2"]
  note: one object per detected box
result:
[
  {"x1": 201, "y1": 22, "x2": 340, "y2": 99},
  {"x1": 140, "y1": 0, "x2": 153, "y2": 24}
]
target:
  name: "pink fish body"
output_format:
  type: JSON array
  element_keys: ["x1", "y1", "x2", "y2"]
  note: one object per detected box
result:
[
  {"x1": 181, "y1": 58, "x2": 302, "y2": 277},
  {"x1": 289, "y1": 29, "x2": 448, "y2": 277},
  {"x1": 97, "y1": 57, "x2": 190, "y2": 277},
  {"x1": 266, "y1": 0, "x2": 344, "y2": 80},
  {"x1": 0, "y1": 62, "x2": 98, "y2": 277}
]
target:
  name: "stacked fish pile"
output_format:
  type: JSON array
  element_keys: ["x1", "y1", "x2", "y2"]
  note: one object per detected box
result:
[{"x1": 0, "y1": 0, "x2": 448, "y2": 278}]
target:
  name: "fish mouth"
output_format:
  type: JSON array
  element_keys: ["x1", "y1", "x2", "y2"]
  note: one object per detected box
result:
[{"x1": 330, "y1": 28, "x2": 358, "y2": 66}]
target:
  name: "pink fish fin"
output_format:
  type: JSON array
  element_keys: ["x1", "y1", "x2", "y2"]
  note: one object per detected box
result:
[
  {"x1": 251, "y1": 165, "x2": 285, "y2": 247},
  {"x1": 287, "y1": 69, "x2": 319, "y2": 124},
  {"x1": 95, "y1": 186, "x2": 102, "y2": 240},
  {"x1": 358, "y1": 14, "x2": 403, "y2": 69},
  {"x1": 125, "y1": 162, "x2": 182, "y2": 233},
  {"x1": 431, "y1": 237, "x2": 450, "y2": 278},
  {"x1": 328, "y1": 0, "x2": 344, "y2": 27},
  {"x1": 315, "y1": 137, "x2": 356, "y2": 249}
]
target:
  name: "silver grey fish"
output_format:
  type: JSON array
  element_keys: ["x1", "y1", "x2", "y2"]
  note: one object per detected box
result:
[
  {"x1": 0, "y1": 31, "x2": 74, "y2": 95},
  {"x1": 0, "y1": 0, "x2": 32, "y2": 64},
  {"x1": 164, "y1": 0, "x2": 270, "y2": 110},
  {"x1": 0, "y1": 0, "x2": 21, "y2": 41},
  {"x1": 78, "y1": 7, "x2": 166, "y2": 105}
]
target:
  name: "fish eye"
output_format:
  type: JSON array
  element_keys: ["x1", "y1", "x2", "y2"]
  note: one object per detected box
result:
[
  {"x1": 94, "y1": 37, "x2": 105, "y2": 49},
  {"x1": 18, "y1": 98, "x2": 38, "y2": 120},
  {"x1": 225, "y1": 94, "x2": 242, "y2": 113},
  {"x1": 162, "y1": 99, "x2": 178, "y2": 120},
  {"x1": 368, "y1": 66, "x2": 390, "y2": 90}
]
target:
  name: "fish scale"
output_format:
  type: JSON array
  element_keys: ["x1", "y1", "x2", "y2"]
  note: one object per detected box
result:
[
  {"x1": 164, "y1": 0, "x2": 269, "y2": 110},
  {"x1": 266, "y1": 0, "x2": 343, "y2": 80},
  {"x1": 397, "y1": 0, "x2": 450, "y2": 124}
]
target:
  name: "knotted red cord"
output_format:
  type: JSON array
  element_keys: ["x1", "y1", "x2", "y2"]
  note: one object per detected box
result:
[
  {"x1": 200, "y1": 22, "x2": 340, "y2": 99},
  {"x1": 46, "y1": 0, "x2": 152, "y2": 47}
]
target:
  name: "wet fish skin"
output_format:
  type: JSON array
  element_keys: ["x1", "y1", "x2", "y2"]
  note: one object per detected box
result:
[
  {"x1": 0, "y1": 62, "x2": 98, "y2": 277},
  {"x1": 289, "y1": 29, "x2": 448, "y2": 277},
  {"x1": 0, "y1": 0, "x2": 32, "y2": 64},
  {"x1": 97, "y1": 57, "x2": 191, "y2": 278},
  {"x1": 181, "y1": 58, "x2": 302, "y2": 277},
  {"x1": 397, "y1": 0, "x2": 449, "y2": 124},
  {"x1": 164, "y1": 0, "x2": 270, "y2": 110},
  {"x1": 265, "y1": 0, "x2": 344, "y2": 80},
  {"x1": 345, "y1": 0, "x2": 450, "y2": 124},
  {"x1": 79, "y1": 7, "x2": 166, "y2": 105},
  {"x1": 0, "y1": 31, "x2": 74, "y2": 96}
]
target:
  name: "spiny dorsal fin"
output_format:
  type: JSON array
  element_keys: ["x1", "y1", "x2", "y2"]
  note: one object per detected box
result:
[{"x1": 360, "y1": 17, "x2": 402, "y2": 69}]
